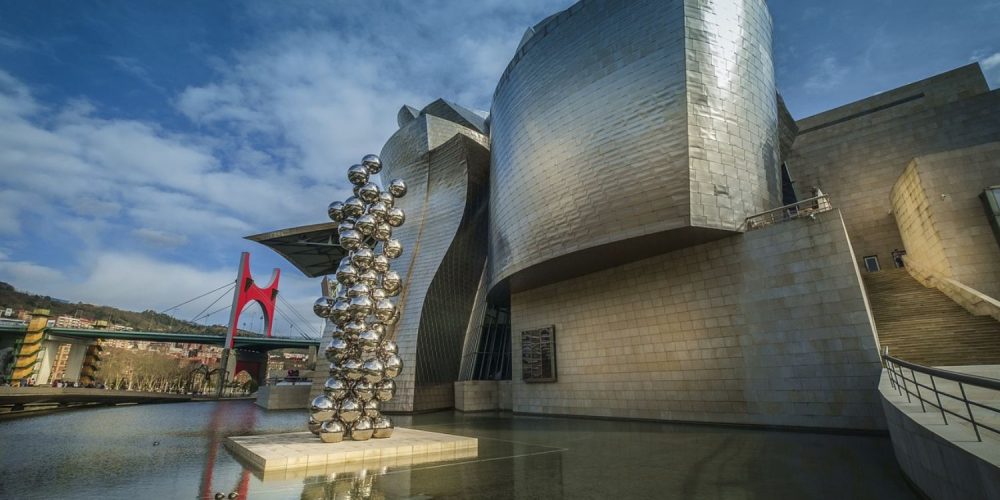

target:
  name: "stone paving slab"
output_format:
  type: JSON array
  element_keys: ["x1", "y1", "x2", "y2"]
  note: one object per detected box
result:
[{"x1": 225, "y1": 428, "x2": 478, "y2": 472}]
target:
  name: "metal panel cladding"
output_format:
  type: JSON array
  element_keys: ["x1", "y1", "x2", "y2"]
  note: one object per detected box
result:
[{"x1": 489, "y1": 0, "x2": 778, "y2": 292}]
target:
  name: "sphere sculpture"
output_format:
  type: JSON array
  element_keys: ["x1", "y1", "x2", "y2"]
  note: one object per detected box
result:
[{"x1": 311, "y1": 153, "x2": 407, "y2": 442}]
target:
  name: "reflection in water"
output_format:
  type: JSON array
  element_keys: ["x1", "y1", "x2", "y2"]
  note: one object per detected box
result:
[
  {"x1": 0, "y1": 401, "x2": 917, "y2": 500},
  {"x1": 199, "y1": 402, "x2": 254, "y2": 499},
  {"x1": 300, "y1": 467, "x2": 386, "y2": 500}
]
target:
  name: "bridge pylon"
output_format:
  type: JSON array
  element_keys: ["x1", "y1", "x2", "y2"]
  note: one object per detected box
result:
[{"x1": 219, "y1": 252, "x2": 280, "y2": 397}]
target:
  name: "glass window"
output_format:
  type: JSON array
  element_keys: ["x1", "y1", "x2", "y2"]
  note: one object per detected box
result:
[{"x1": 863, "y1": 255, "x2": 880, "y2": 273}]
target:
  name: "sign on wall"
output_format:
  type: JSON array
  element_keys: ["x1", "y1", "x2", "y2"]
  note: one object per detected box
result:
[{"x1": 521, "y1": 326, "x2": 556, "y2": 383}]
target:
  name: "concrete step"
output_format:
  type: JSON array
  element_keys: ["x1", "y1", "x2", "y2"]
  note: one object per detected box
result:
[{"x1": 862, "y1": 269, "x2": 1000, "y2": 366}]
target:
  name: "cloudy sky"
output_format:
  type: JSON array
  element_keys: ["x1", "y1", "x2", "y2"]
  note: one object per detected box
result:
[{"x1": 0, "y1": 0, "x2": 998, "y2": 335}]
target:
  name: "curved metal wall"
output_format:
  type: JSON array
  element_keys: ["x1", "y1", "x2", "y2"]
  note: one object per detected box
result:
[
  {"x1": 489, "y1": 0, "x2": 778, "y2": 293},
  {"x1": 377, "y1": 107, "x2": 490, "y2": 412}
]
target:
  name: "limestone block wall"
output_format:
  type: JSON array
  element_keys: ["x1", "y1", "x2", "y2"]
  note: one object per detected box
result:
[
  {"x1": 454, "y1": 380, "x2": 499, "y2": 412},
  {"x1": 510, "y1": 209, "x2": 884, "y2": 430},
  {"x1": 891, "y1": 142, "x2": 1000, "y2": 300},
  {"x1": 786, "y1": 65, "x2": 1000, "y2": 271}
]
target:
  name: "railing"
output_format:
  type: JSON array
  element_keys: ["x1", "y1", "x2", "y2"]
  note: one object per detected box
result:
[
  {"x1": 264, "y1": 376, "x2": 311, "y2": 386},
  {"x1": 882, "y1": 351, "x2": 1000, "y2": 441},
  {"x1": 743, "y1": 194, "x2": 832, "y2": 231}
]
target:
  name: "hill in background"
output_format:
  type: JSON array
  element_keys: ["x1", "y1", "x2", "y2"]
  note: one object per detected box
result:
[{"x1": 0, "y1": 281, "x2": 231, "y2": 335}]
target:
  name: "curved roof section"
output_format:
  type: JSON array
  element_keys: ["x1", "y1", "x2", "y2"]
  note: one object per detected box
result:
[
  {"x1": 394, "y1": 99, "x2": 488, "y2": 135},
  {"x1": 245, "y1": 222, "x2": 345, "y2": 278}
]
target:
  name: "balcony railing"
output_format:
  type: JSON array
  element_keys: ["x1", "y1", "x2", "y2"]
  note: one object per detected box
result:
[
  {"x1": 883, "y1": 351, "x2": 1000, "y2": 441},
  {"x1": 744, "y1": 195, "x2": 832, "y2": 231}
]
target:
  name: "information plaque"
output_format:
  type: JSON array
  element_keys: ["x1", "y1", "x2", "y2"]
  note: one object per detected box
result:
[{"x1": 521, "y1": 326, "x2": 556, "y2": 383}]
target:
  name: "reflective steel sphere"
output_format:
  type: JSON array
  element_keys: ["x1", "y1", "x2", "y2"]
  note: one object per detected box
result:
[
  {"x1": 383, "y1": 239, "x2": 403, "y2": 259},
  {"x1": 382, "y1": 354, "x2": 403, "y2": 379},
  {"x1": 358, "y1": 329, "x2": 381, "y2": 350},
  {"x1": 330, "y1": 300, "x2": 351, "y2": 324},
  {"x1": 308, "y1": 417, "x2": 323, "y2": 435},
  {"x1": 310, "y1": 395, "x2": 337, "y2": 421},
  {"x1": 361, "y1": 154, "x2": 382, "y2": 174},
  {"x1": 337, "y1": 219, "x2": 356, "y2": 237},
  {"x1": 370, "y1": 287, "x2": 387, "y2": 302},
  {"x1": 363, "y1": 399, "x2": 381, "y2": 418},
  {"x1": 382, "y1": 271, "x2": 402, "y2": 293},
  {"x1": 339, "y1": 229, "x2": 363, "y2": 251},
  {"x1": 327, "y1": 201, "x2": 345, "y2": 222},
  {"x1": 323, "y1": 377, "x2": 350, "y2": 400},
  {"x1": 353, "y1": 380, "x2": 375, "y2": 402},
  {"x1": 371, "y1": 255, "x2": 390, "y2": 273},
  {"x1": 361, "y1": 358, "x2": 385, "y2": 384},
  {"x1": 350, "y1": 416, "x2": 374, "y2": 441},
  {"x1": 325, "y1": 337, "x2": 350, "y2": 362},
  {"x1": 368, "y1": 202, "x2": 388, "y2": 222},
  {"x1": 351, "y1": 248, "x2": 374, "y2": 270},
  {"x1": 374, "y1": 299, "x2": 396, "y2": 322},
  {"x1": 374, "y1": 379, "x2": 396, "y2": 402},
  {"x1": 386, "y1": 207, "x2": 405, "y2": 227},
  {"x1": 338, "y1": 255, "x2": 354, "y2": 269},
  {"x1": 339, "y1": 398, "x2": 362, "y2": 423},
  {"x1": 313, "y1": 296, "x2": 333, "y2": 318},
  {"x1": 358, "y1": 269, "x2": 379, "y2": 287},
  {"x1": 373, "y1": 222, "x2": 392, "y2": 241},
  {"x1": 388, "y1": 178, "x2": 407, "y2": 198},
  {"x1": 344, "y1": 319, "x2": 367, "y2": 337},
  {"x1": 355, "y1": 214, "x2": 377, "y2": 236},
  {"x1": 386, "y1": 308, "x2": 401, "y2": 325},
  {"x1": 358, "y1": 182, "x2": 380, "y2": 203},
  {"x1": 372, "y1": 416, "x2": 394, "y2": 439},
  {"x1": 348, "y1": 296, "x2": 373, "y2": 317},
  {"x1": 378, "y1": 191, "x2": 394, "y2": 208},
  {"x1": 343, "y1": 359, "x2": 364, "y2": 382},
  {"x1": 347, "y1": 283, "x2": 371, "y2": 299},
  {"x1": 347, "y1": 164, "x2": 369, "y2": 186},
  {"x1": 319, "y1": 420, "x2": 346, "y2": 443},
  {"x1": 335, "y1": 263, "x2": 358, "y2": 285},
  {"x1": 379, "y1": 339, "x2": 398, "y2": 356},
  {"x1": 329, "y1": 360, "x2": 344, "y2": 378},
  {"x1": 343, "y1": 196, "x2": 365, "y2": 217}
]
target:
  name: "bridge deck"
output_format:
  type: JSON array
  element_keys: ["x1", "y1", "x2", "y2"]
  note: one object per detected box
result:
[{"x1": 0, "y1": 326, "x2": 318, "y2": 350}]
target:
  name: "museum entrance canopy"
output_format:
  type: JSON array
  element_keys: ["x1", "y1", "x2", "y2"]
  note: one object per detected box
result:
[{"x1": 245, "y1": 223, "x2": 345, "y2": 278}]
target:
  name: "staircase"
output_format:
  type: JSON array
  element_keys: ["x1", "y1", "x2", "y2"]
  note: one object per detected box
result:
[{"x1": 862, "y1": 269, "x2": 1000, "y2": 366}]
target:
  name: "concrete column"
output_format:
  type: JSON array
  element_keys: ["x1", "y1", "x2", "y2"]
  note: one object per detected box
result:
[
  {"x1": 78, "y1": 341, "x2": 103, "y2": 386},
  {"x1": 11, "y1": 309, "x2": 49, "y2": 386}
]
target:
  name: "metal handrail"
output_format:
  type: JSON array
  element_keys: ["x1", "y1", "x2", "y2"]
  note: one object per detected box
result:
[
  {"x1": 264, "y1": 376, "x2": 311, "y2": 386},
  {"x1": 882, "y1": 351, "x2": 1000, "y2": 441},
  {"x1": 744, "y1": 194, "x2": 833, "y2": 231}
]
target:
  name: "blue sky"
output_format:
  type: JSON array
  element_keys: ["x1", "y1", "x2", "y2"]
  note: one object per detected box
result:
[{"x1": 0, "y1": 0, "x2": 998, "y2": 333}]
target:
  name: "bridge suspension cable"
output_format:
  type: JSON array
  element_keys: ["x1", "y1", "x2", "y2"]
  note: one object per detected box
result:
[
  {"x1": 273, "y1": 306, "x2": 318, "y2": 340},
  {"x1": 158, "y1": 281, "x2": 237, "y2": 315},
  {"x1": 189, "y1": 283, "x2": 237, "y2": 324},
  {"x1": 278, "y1": 294, "x2": 323, "y2": 338}
]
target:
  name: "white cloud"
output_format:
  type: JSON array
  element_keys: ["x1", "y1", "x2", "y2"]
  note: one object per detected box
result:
[
  {"x1": 0, "y1": 2, "x2": 575, "y2": 335},
  {"x1": 981, "y1": 52, "x2": 1000, "y2": 70},
  {"x1": 132, "y1": 228, "x2": 189, "y2": 248},
  {"x1": 804, "y1": 56, "x2": 850, "y2": 92}
]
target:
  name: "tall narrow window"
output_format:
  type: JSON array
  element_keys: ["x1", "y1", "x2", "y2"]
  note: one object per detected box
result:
[{"x1": 863, "y1": 255, "x2": 880, "y2": 273}]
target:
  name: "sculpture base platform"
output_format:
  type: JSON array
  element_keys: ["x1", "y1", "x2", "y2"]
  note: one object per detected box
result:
[{"x1": 225, "y1": 428, "x2": 478, "y2": 472}]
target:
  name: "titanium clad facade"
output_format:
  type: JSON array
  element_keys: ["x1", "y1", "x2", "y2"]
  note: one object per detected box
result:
[
  {"x1": 378, "y1": 102, "x2": 490, "y2": 412},
  {"x1": 488, "y1": 0, "x2": 779, "y2": 293}
]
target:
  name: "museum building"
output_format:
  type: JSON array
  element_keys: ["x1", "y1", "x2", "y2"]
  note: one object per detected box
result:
[{"x1": 251, "y1": 0, "x2": 1000, "y2": 431}]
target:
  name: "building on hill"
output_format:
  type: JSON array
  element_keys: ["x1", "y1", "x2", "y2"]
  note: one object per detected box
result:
[{"x1": 251, "y1": 0, "x2": 999, "y2": 431}]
